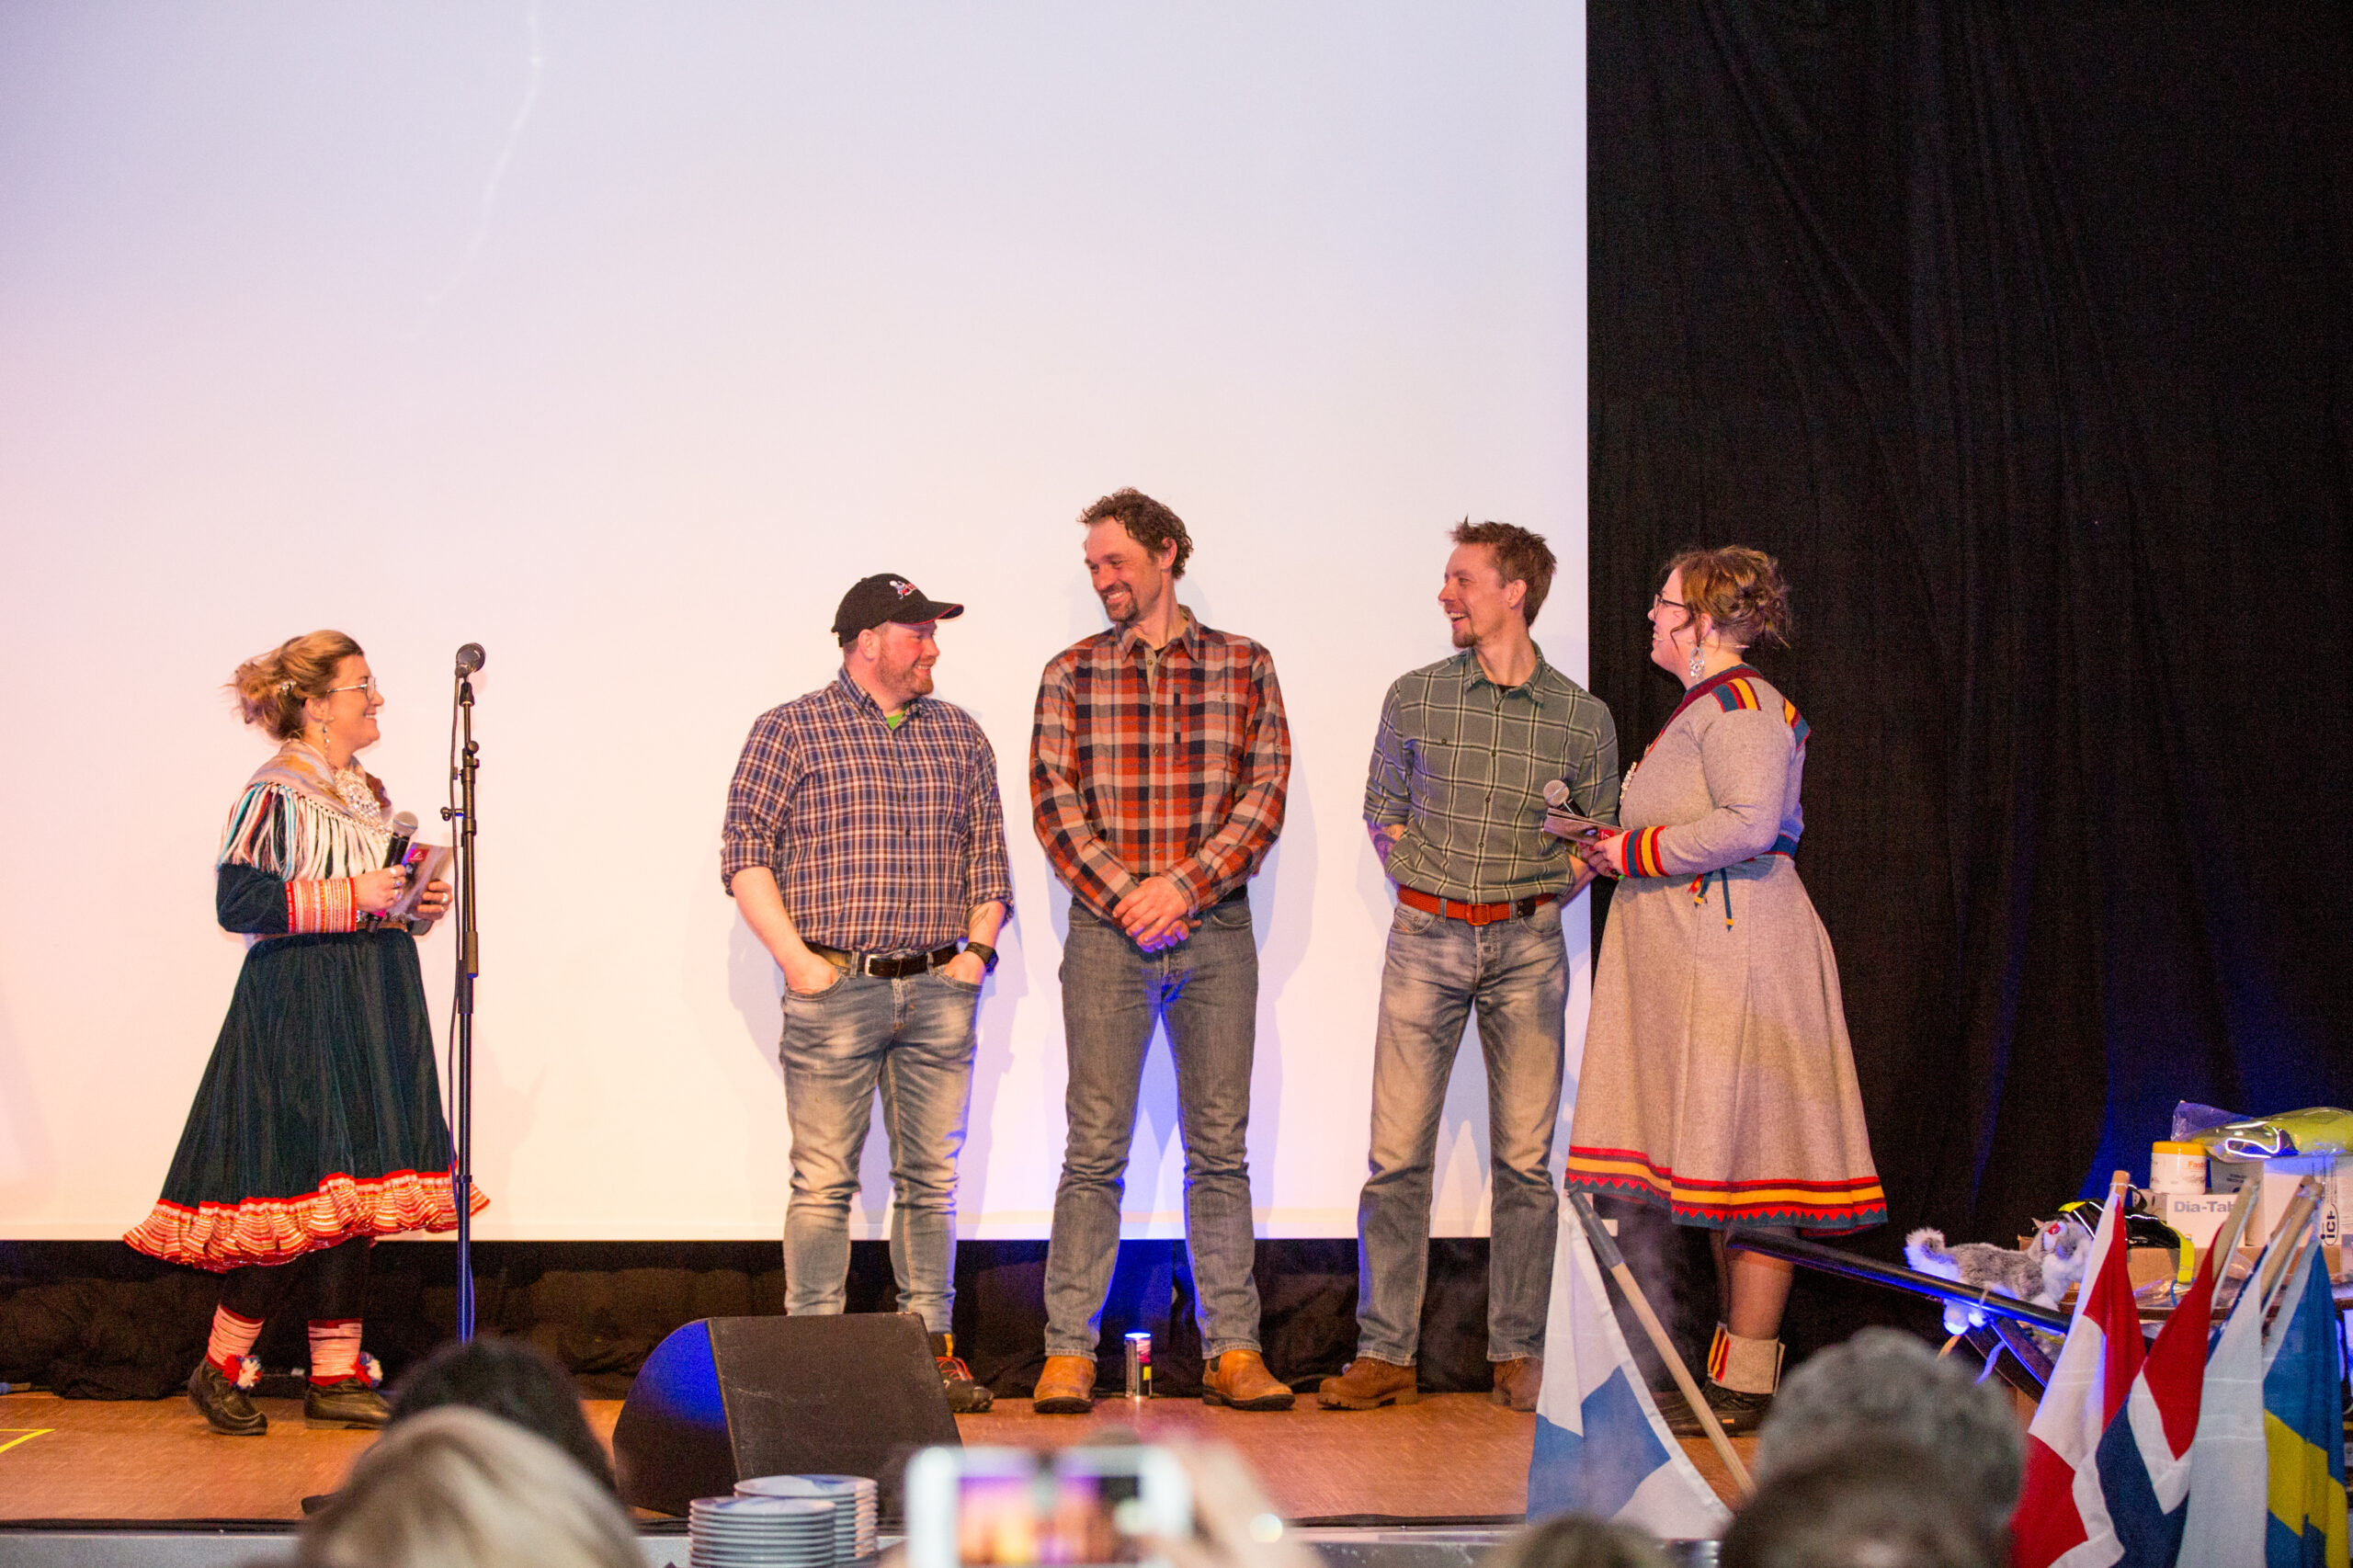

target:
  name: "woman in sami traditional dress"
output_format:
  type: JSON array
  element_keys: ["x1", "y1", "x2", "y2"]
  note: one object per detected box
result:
[
  {"x1": 125, "y1": 631, "x2": 483, "y2": 1435},
  {"x1": 1564, "y1": 548, "x2": 1881, "y2": 1437}
]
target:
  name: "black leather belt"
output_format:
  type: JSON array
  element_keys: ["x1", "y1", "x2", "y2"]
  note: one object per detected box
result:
[{"x1": 808, "y1": 942, "x2": 961, "y2": 979}]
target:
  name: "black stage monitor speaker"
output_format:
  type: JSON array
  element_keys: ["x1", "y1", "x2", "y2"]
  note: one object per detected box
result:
[{"x1": 613, "y1": 1313, "x2": 961, "y2": 1517}]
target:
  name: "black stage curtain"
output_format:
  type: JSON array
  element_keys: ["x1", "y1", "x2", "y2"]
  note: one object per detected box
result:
[
  {"x1": 1590, "y1": 0, "x2": 2353, "y2": 1266},
  {"x1": 0, "y1": 1239, "x2": 1507, "y2": 1402}
]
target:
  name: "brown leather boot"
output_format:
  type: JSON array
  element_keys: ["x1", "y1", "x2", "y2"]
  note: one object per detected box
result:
[
  {"x1": 1316, "y1": 1356, "x2": 1418, "y2": 1410},
  {"x1": 1031, "y1": 1355, "x2": 1097, "y2": 1414},
  {"x1": 1200, "y1": 1349, "x2": 1296, "y2": 1411},
  {"x1": 1490, "y1": 1357, "x2": 1542, "y2": 1413}
]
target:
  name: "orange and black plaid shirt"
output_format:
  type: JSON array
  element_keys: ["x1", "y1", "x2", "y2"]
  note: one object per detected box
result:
[{"x1": 1029, "y1": 610, "x2": 1290, "y2": 923}]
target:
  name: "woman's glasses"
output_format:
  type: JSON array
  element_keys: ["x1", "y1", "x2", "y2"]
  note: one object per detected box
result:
[{"x1": 324, "y1": 677, "x2": 380, "y2": 699}]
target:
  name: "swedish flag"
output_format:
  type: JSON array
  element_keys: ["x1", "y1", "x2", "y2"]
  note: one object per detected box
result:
[{"x1": 2261, "y1": 1238, "x2": 2347, "y2": 1568}]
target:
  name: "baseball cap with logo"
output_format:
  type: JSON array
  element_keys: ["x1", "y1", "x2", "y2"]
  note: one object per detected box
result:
[{"x1": 832, "y1": 574, "x2": 967, "y2": 644}]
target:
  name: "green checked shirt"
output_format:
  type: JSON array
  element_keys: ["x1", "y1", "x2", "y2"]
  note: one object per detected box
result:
[{"x1": 1363, "y1": 647, "x2": 1621, "y2": 903}]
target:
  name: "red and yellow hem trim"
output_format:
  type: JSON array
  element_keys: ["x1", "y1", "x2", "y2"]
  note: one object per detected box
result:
[
  {"x1": 1624, "y1": 827, "x2": 1668, "y2": 877},
  {"x1": 124, "y1": 1169, "x2": 490, "y2": 1272},
  {"x1": 1565, "y1": 1146, "x2": 1884, "y2": 1235}
]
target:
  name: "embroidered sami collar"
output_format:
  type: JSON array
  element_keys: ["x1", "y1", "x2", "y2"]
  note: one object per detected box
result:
[
  {"x1": 1662, "y1": 664, "x2": 1761, "y2": 733},
  {"x1": 252, "y1": 740, "x2": 386, "y2": 823}
]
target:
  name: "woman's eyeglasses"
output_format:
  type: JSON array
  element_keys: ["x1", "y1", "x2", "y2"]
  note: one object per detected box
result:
[
  {"x1": 1650, "y1": 592, "x2": 1689, "y2": 614},
  {"x1": 324, "y1": 677, "x2": 380, "y2": 699}
]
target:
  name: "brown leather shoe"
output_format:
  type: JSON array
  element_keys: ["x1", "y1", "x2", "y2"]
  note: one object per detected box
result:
[
  {"x1": 1490, "y1": 1357, "x2": 1542, "y2": 1412},
  {"x1": 1200, "y1": 1349, "x2": 1296, "y2": 1411},
  {"x1": 1316, "y1": 1356, "x2": 1418, "y2": 1410},
  {"x1": 1032, "y1": 1355, "x2": 1097, "y2": 1414}
]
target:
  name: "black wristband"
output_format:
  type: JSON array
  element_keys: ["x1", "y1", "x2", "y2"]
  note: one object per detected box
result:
[{"x1": 962, "y1": 941, "x2": 999, "y2": 973}]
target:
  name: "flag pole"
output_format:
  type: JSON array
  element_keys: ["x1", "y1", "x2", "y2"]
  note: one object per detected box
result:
[
  {"x1": 2254, "y1": 1176, "x2": 2324, "y2": 1317},
  {"x1": 1566, "y1": 1191, "x2": 1755, "y2": 1498}
]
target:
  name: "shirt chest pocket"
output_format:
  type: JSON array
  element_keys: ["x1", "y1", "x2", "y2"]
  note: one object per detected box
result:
[
  {"x1": 1181, "y1": 692, "x2": 1245, "y2": 790},
  {"x1": 887, "y1": 756, "x2": 970, "y2": 838},
  {"x1": 1407, "y1": 721, "x2": 1461, "y2": 780}
]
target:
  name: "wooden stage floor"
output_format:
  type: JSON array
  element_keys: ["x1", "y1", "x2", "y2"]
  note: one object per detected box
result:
[{"x1": 0, "y1": 1391, "x2": 1756, "y2": 1525}]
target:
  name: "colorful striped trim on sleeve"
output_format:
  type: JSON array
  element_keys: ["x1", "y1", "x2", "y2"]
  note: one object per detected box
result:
[
  {"x1": 1782, "y1": 698, "x2": 1810, "y2": 748},
  {"x1": 1622, "y1": 826, "x2": 1669, "y2": 877},
  {"x1": 285, "y1": 878, "x2": 358, "y2": 935},
  {"x1": 1563, "y1": 1146, "x2": 1887, "y2": 1235}
]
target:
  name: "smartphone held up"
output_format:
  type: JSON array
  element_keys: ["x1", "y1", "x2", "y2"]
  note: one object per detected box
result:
[{"x1": 904, "y1": 1445, "x2": 1192, "y2": 1568}]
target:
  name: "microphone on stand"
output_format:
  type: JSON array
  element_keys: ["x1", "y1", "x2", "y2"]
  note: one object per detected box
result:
[
  {"x1": 385, "y1": 810, "x2": 419, "y2": 869},
  {"x1": 454, "y1": 642, "x2": 486, "y2": 676}
]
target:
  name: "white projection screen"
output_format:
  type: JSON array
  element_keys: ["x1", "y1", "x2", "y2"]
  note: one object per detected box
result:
[{"x1": 0, "y1": 4, "x2": 1589, "y2": 1243}]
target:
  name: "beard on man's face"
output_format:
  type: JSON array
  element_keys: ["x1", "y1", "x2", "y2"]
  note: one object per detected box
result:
[
  {"x1": 1099, "y1": 583, "x2": 1142, "y2": 624},
  {"x1": 879, "y1": 647, "x2": 936, "y2": 698}
]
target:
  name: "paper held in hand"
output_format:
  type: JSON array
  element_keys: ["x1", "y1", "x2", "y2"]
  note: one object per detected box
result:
[
  {"x1": 1542, "y1": 810, "x2": 1616, "y2": 840},
  {"x1": 384, "y1": 842, "x2": 453, "y2": 922}
]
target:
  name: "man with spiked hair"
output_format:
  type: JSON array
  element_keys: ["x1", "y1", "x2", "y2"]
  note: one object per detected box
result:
[{"x1": 1323, "y1": 520, "x2": 1620, "y2": 1415}]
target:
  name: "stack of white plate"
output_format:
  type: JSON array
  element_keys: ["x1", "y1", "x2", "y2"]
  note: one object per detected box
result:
[
  {"x1": 737, "y1": 1474, "x2": 879, "y2": 1561},
  {"x1": 688, "y1": 1494, "x2": 836, "y2": 1568}
]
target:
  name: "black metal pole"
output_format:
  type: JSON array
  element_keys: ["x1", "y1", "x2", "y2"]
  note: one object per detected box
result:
[
  {"x1": 447, "y1": 671, "x2": 481, "y2": 1342},
  {"x1": 1729, "y1": 1232, "x2": 2075, "y2": 1335}
]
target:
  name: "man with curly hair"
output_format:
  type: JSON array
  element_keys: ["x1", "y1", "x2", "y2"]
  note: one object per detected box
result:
[{"x1": 1029, "y1": 488, "x2": 1296, "y2": 1414}]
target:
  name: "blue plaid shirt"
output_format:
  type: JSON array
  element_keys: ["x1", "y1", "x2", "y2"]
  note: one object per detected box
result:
[{"x1": 722, "y1": 669, "x2": 1014, "y2": 952}]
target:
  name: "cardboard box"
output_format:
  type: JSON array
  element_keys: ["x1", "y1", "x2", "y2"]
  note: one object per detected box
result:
[
  {"x1": 2206, "y1": 1152, "x2": 2347, "y2": 1282},
  {"x1": 2208, "y1": 1152, "x2": 2347, "y2": 1247}
]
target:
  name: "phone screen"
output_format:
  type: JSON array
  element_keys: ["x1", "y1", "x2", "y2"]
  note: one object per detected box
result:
[{"x1": 956, "y1": 1464, "x2": 1146, "y2": 1566}]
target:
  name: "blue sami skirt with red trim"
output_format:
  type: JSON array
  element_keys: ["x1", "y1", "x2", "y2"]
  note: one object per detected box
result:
[{"x1": 125, "y1": 928, "x2": 487, "y2": 1271}]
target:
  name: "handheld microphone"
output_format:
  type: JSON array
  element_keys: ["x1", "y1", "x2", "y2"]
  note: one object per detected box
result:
[
  {"x1": 454, "y1": 642, "x2": 486, "y2": 676},
  {"x1": 385, "y1": 810, "x2": 419, "y2": 869},
  {"x1": 1542, "y1": 778, "x2": 1571, "y2": 809}
]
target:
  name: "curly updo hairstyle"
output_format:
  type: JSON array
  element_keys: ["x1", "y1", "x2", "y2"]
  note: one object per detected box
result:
[
  {"x1": 230, "y1": 631, "x2": 365, "y2": 742},
  {"x1": 1078, "y1": 487, "x2": 1193, "y2": 579},
  {"x1": 1664, "y1": 546, "x2": 1792, "y2": 650}
]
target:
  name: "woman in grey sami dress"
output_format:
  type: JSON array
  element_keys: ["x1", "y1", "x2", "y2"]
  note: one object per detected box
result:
[{"x1": 1563, "y1": 547, "x2": 1880, "y2": 1436}]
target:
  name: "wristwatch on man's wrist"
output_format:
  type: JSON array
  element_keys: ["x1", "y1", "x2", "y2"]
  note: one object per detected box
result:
[{"x1": 961, "y1": 941, "x2": 999, "y2": 974}]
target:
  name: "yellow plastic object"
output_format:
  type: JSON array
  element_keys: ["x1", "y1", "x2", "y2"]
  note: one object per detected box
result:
[{"x1": 2189, "y1": 1108, "x2": 2353, "y2": 1160}]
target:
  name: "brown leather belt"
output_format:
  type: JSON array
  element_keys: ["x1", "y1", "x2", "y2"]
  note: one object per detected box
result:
[
  {"x1": 1396, "y1": 886, "x2": 1557, "y2": 927},
  {"x1": 808, "y1": 942, "x2": 961, "y2": 979}
]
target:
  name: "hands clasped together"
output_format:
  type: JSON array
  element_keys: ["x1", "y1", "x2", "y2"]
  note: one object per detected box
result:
[{"x1": 1116, "y1": 873, "x2": 1197, "y2": 953}]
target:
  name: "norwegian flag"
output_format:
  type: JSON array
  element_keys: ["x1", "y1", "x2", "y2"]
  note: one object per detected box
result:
[
  {"x1": 2012, "y1": 1176, "x2": 2165, "y2": 1568},
  {"x1": 2086, "y1": 1221, "x2": 2216, "y2": 1565}
]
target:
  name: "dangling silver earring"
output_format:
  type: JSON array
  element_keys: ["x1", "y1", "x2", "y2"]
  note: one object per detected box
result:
[{"x1": 1688, "y1": 640, "x2": 1708, "y2": 680}]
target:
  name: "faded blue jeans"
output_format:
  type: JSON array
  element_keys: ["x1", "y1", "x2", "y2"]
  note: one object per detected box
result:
[
  {"x1": 1354, "y1": 897, "x2": 1566, "y2": 1365},
  {"x1": 779, "y1": 967, "x2": 980, "y2": 1333},
  {"x1": 1043, "y1": 900, "x2": 1264, "y2": 1360}
]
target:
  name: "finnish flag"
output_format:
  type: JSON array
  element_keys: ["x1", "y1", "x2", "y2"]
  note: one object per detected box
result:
[{"x1": 1527, "y1": 1199, "x2": 1732, "y2": 1539}]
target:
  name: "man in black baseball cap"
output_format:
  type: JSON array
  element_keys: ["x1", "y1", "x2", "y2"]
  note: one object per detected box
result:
[
  {"x1": 831, "y1": 574, "x2": 965, "y2": 643},
  {"x1": 722, "y1": 569, "x2": 1006, "y2": 1413}
]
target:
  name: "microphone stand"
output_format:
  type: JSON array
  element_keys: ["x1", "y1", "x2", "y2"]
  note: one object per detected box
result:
[{"x1": 442, "y1": 664, "x2": 482, "y2": 1341}]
